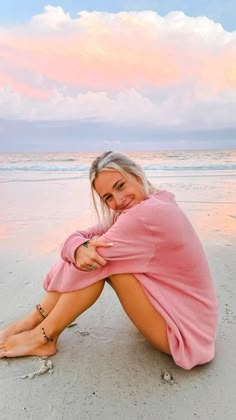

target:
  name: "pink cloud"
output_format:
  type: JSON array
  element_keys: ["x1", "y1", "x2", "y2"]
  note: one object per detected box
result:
[
  {"x1": 0, "y1": 9, "x2": 235, "y2": 96},
  {"x1": 1, "y1": 33, "x2": 178, "y2": 92},
  {"x1": 0, "y1": 8, "x2": 235, "y2": 128},
  {"x1": 0, "y1": 69, "x2": 50, "y2": 99}
]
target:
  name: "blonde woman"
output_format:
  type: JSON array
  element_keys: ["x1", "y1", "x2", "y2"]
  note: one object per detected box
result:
[{"x1": 0, "y1": 151, "x2": 218, "y2": 369}]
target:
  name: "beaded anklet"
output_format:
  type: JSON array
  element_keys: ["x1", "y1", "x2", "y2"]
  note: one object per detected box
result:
[
  {"x1": 36, "y1": 304, "x2": 48, "y2": 319},
  {"x1": 41, "y1": 327, "x2": 54, "y2": 342}
]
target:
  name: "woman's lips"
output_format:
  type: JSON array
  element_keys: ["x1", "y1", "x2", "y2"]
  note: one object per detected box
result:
[{"x1": 120, "y1": 199, "x2": 134, "y2": 210}]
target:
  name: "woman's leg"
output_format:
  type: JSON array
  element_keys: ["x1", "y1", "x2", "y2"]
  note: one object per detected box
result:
[
  {"x1": 0, "y1": 292, "x2": 61, "y2": 340},
  {"x1": 109, "y1": 274, "x2": 171, "y2": 355},
  {"x1": 0, "y1": 280, "x2": 105, "y2": 358},
  {"x1": 0, "y1": 273, "x2": 170, "y2": 358}
]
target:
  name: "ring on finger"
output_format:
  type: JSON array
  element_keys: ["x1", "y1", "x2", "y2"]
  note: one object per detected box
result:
[{"x1": 88, "y1": 265, "x2": 95, "y2": 271}]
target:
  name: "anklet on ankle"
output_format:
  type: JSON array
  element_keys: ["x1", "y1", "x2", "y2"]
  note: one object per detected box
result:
[
  {"x1": 41, "y1": 327, "x2": 54, "y2": 342},
  {"x1": 36, "y1": 304, "x2": 48, "y2": 319}
]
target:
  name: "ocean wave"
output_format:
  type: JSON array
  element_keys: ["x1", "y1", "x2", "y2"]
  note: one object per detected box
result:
[
  {"x1": 144, "y1": 164, "x2": 236, "y2": 171},
  {"x1": 45, "y1": 158, "x2": 78, "y2": 162},
  {"x1": 0, "y1": 165, "x2": 89, "y2": 171},
  {"x1": 0, "y1": 163, "x2": 236, "y2": 172}
]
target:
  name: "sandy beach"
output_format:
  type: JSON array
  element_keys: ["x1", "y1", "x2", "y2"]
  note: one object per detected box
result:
[{"x1": 0, "y1": 160, "x2": 236, "y2": 419}]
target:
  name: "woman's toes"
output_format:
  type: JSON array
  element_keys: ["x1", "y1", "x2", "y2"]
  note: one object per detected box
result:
[{"x1": 0, "y1": 330, "x2": 57, "y2": 358}]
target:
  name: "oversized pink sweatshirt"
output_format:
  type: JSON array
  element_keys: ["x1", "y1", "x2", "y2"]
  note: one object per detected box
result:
[{"x1": 44, "y1": 191, "x2": 218, "y2": 370}]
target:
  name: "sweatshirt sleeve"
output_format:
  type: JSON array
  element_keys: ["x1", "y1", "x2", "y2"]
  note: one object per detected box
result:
[
  {"x1": 44, "y1": 203, "x2": 156, "y2": 293},
  {"x1": 96, "y1": 209, "x2": 154, "y2": 269},
  {"x1": 70, "y1": 204, "x2": 156, "y2": 273},
  {"x1": 60, "y1": 223, "x2": 107, "y2": 263}
]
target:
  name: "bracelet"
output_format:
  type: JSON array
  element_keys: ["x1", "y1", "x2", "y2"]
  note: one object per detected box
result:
[{"x1": 82, "y1": 240, "x2": 90, "y2": 248}]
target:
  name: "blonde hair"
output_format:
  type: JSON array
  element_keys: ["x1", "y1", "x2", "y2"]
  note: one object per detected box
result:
[{"x1": 89, "y1": 151, "x2": 156, "y2": 227}]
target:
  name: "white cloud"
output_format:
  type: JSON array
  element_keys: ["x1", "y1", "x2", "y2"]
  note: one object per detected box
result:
[
  {"x1": 1, "y1": 85, "x2": 235, "y2": 130},
  {"x1": 30, "y1": 5, "x2": 72, "y2": 30}
]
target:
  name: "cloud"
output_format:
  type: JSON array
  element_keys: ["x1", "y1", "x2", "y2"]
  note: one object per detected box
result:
[
  {"x1": 30, "y1": 5, "x2": 71, "y2": 30},
  {"x1": 0, "y1": 7, "x2": 235, "y2": 130}
]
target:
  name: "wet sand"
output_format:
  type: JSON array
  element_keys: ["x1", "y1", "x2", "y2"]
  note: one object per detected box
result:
[{"x1": 0, "y1": 176, "x2": 236, "y2": 419}]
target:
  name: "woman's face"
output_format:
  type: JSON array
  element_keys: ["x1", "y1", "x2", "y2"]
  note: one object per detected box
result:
[{"x1": 94, "y1": 170, "x2": 146, "y2": 212}]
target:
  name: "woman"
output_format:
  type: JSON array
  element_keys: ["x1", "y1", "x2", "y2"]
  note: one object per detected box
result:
[{"x1": 0, "y1": 151, "x2": 218, "y2": 369}]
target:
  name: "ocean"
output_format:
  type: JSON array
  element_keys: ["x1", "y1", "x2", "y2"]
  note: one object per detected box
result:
[{"x1": 0, "y1": 149, "x2": 235, "y2": 184}]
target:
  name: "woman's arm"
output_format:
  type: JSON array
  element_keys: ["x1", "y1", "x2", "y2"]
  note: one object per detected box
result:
[
  {"x1": 44, "y1": 207, "x2": 155, "y2": 292},
  {"x1": 60, "y1": 223, "x2": 107, "y2": 263},
  {"x1": 73, "y1": 205, "x2": 155, "y2": 272}
]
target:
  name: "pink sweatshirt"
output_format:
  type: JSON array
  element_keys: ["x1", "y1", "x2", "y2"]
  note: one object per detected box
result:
[{"x1": 44, "y1": 191, "x2": 218, "y2": 370}]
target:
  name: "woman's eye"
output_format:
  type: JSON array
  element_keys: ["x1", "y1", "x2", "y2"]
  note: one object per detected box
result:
[
  {"x1": 105, "y1": 195, "x2": 112, "y2": 202},
  {"x1": 118, "y1": 182, "x2": 125, "y2": 190}
]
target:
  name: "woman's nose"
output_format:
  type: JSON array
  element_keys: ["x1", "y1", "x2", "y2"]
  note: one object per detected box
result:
[{"x1": 114, "y1": 191, "x2": 125, "y2": 207}]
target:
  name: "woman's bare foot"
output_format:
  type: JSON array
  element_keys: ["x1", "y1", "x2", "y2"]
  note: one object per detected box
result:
[
  {"x1": 0, "y1": 310, "x2": 45, "y2": 340},
  {"x1": 0, "y1": 328, "x2": 57, "y2": 358}
]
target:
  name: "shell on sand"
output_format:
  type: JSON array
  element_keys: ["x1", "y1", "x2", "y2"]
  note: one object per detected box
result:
[{"x1": 18, "y1": 358, "x2": 53, "y2": 379}]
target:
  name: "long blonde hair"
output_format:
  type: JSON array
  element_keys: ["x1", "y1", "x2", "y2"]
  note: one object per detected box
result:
[{"x1": 89, "y1": 151, "x2": 156, "y2": 227}]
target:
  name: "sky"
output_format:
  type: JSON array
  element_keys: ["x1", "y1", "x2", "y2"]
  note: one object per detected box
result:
[{"x1": 0, "y1": 1, "x2": 236, "y2": 151}]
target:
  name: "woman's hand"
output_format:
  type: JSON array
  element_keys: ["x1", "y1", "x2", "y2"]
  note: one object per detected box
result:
[{"x1": 74, "y1": 238, "x2": 113, "y2": 271}]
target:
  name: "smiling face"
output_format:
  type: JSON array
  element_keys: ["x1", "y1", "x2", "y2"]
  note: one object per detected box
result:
[{"x1": 94, "y1": 170, "x2": 146, "y2": 212}]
